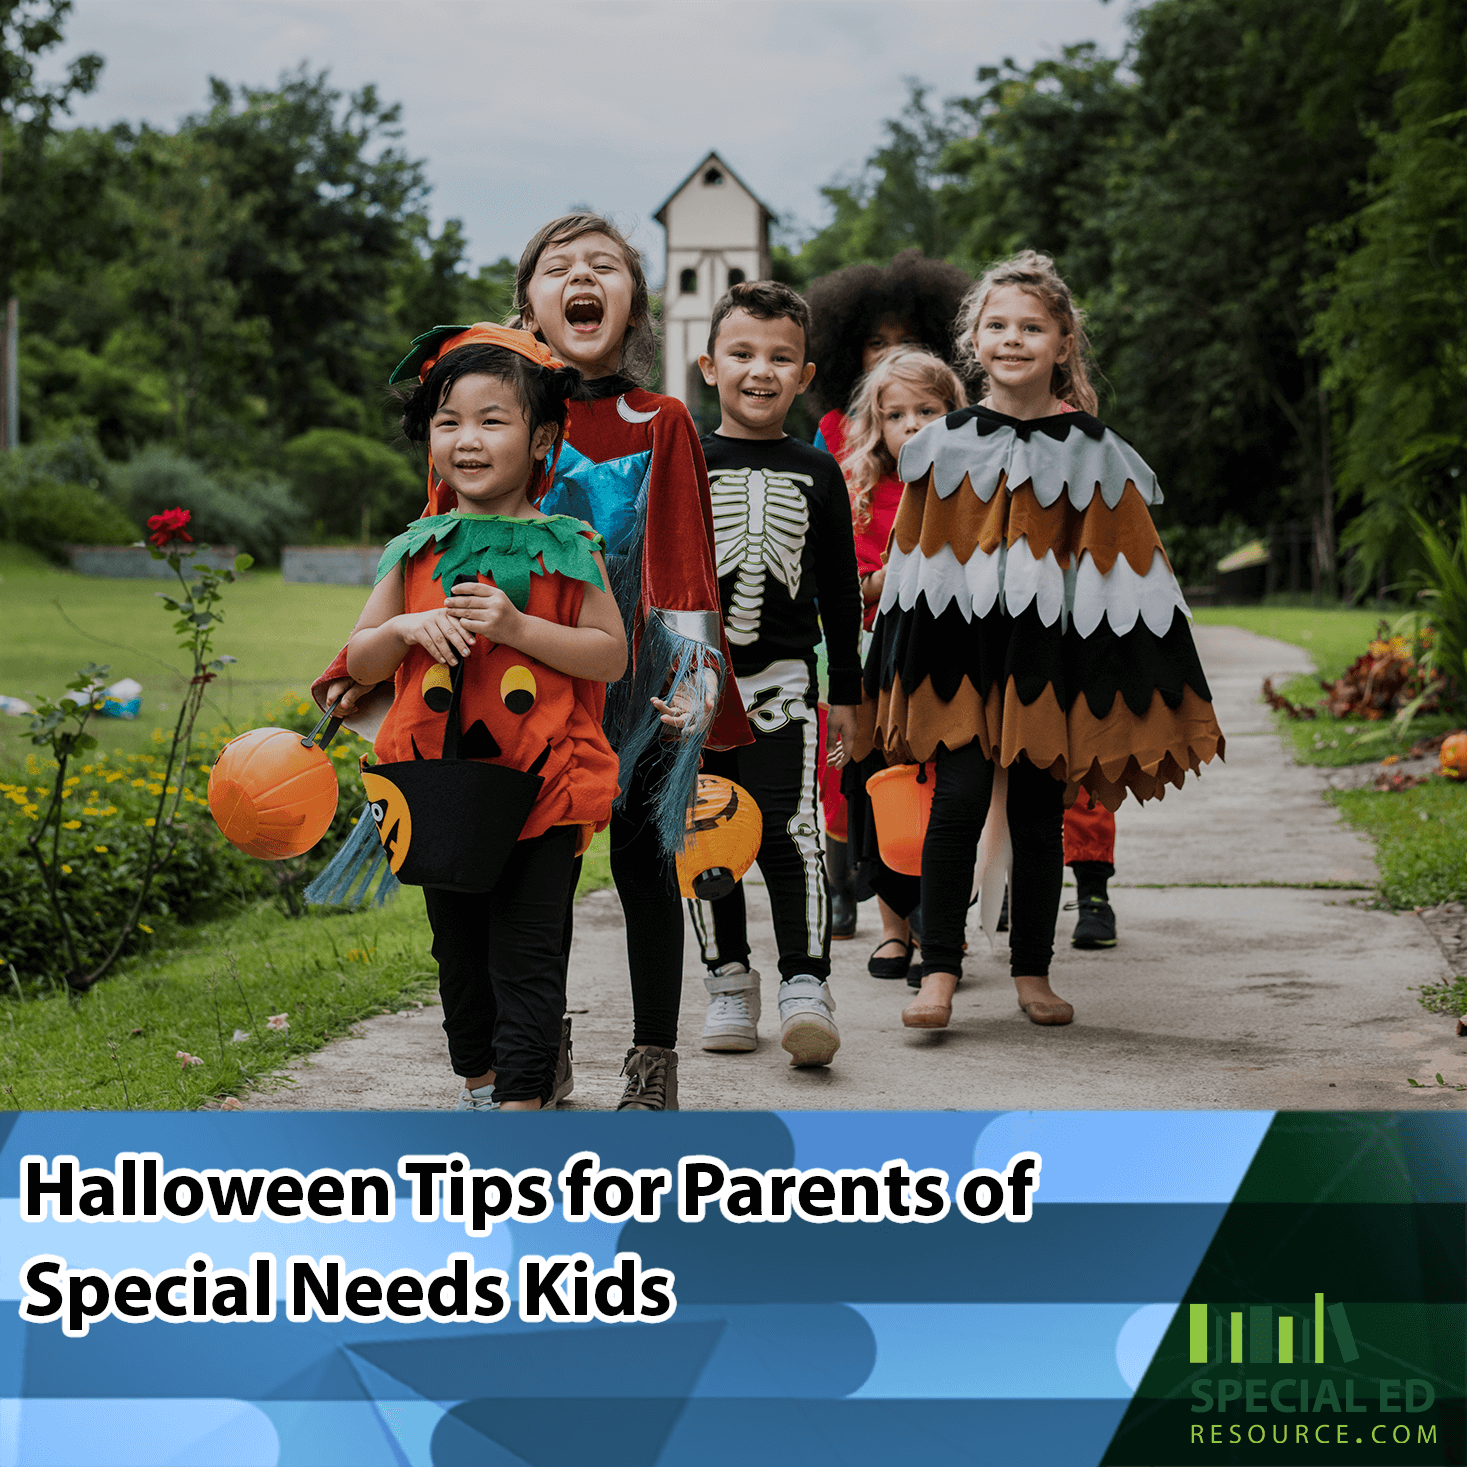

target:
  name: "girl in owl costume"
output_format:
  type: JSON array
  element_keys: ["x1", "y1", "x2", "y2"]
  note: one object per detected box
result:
[{"x1": 857, "y1": 252, "x2": 1224, "y2": 1031}]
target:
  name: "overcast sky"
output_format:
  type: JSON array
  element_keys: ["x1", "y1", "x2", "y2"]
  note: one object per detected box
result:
[{"x1": 59, "y1": 0, "x2": 1132, "y2": 279}]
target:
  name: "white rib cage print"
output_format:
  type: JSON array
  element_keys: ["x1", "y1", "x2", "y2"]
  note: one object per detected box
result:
[{"x1": 709, "y1": 467, "x2": 813, "y2": 646}]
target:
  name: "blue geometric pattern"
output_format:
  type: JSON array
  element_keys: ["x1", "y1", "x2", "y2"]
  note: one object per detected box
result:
[{"x1": 0, "y1": 1110, "x2": 1278, "y2": 1465}]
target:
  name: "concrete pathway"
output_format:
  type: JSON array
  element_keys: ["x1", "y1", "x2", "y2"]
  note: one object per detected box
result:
[{"x1": 244, "y1": 626, "x2": 1466, "y2": 1112}]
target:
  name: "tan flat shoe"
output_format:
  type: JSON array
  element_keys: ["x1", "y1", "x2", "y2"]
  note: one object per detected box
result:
[
  {"x1": 1019, "y1": 998, "x2": 1074, "y2": 1026},
  {"x1": 903, "y1": 973, "x2": 957, "y2": 1029}
]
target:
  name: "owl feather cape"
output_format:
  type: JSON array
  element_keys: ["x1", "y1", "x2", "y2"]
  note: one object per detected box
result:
[{"x1": 857, "y1": 404, "x2": 1225, "y2": 811}]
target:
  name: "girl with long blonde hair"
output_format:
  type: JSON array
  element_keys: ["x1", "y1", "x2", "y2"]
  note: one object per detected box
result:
[{"x1": 858, "y1": 250, "x2": 1224, "y2": 1031}]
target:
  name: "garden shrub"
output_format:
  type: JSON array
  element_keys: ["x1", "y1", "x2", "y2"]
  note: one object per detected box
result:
[
  {"x1": 110, "y1": 446, "x2": 306, "y2": 567},
  {"x1": 0, "y1": 434, "x2": 139, "y2": 559},
  {"x1": 282, "y1": 427, "x2": 421, "y2": 541},
  {"x1": 0, "y1": 693, "x2": 377, "y2": 992}
]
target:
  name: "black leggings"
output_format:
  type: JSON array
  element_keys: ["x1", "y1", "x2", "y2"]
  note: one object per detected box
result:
[
  {"x1": 424, "y1": 824, "x2": 577, "y2": 1103},
  {"x1": 692, "y1": 715, "x2": 830, "y2": 982},
  {"x1": 609, "y1": 746, "x2": 684, "y2": 1050},
  {"x1": 919, "y1": 744, "x2": 1064, "y2": 980}
]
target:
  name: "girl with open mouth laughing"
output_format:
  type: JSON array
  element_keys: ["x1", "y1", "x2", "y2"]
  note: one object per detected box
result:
[{"x1": 513, "y1": 214, "x2": 753, "y2": 1111}]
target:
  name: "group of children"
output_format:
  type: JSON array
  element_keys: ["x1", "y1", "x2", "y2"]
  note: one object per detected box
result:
[{"x1": 309, "y1": 212, "x2": 1223, "y2": 1110}]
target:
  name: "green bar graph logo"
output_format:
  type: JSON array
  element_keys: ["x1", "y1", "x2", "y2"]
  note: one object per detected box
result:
[{"x1": 1188, "y1": 1294, "x2": 1358, "y2": 1365}]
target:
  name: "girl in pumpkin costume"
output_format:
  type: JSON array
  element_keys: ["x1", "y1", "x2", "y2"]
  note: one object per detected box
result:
[
  {"x1": 324, "y1": 328, "x2": 624, "y2": 1110},
  {"x1": 858, "y1": 252, "x2": 1224, "y2": 1032}
]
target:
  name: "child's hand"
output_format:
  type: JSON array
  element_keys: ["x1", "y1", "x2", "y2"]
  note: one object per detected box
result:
[
  {"x1": 445, "y1": 582, "x2": 523, "y2": 645},
  {"x1": 826, "y1": 705, "x2": 858, "y2": 768},
  {"x1": 652, "y1": 666, "x2": 719, "y2": 736},
  {"x1": 395, "y1": 609, "x2": 474, "y2": 666},
  {"x1": 322, "y1": 677, "x2": 375, "y2": 715}
]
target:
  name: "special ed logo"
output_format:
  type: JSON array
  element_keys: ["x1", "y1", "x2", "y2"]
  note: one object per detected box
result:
[{"x1": 1184, "y1": 1294, "x2": 1438, "y2": 1452}]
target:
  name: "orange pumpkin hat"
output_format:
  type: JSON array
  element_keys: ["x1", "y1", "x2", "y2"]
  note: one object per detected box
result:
[{"x1": 391, "y1": 322, "x2": 572, "y2": 508}]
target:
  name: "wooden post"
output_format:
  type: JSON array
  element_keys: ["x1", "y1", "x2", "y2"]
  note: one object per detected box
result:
[{"x1": 4, "y1": 298, "x2": 16, "y2": 451}]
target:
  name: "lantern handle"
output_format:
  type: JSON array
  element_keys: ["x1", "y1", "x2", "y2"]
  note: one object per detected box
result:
[{"x1": 303, "y1": 694, "x2": 345, "y2": 751}]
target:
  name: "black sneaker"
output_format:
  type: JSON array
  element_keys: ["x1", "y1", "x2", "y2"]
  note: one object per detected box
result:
[
  {"x1": 617, "y1": 1046, "x2": 679, "y2": 1110},
  {"x1": 1069, "y1": 896, "x2": 1117, "y2": 949},
  {"x1": 550, "y1": 1016, "x2": 574, "y2": 1106},
  {"x1": 831, "y1": 889, "x2": 857, "y2": 940}
]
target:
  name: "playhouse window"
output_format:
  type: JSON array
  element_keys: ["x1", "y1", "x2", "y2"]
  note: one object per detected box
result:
[
  {"x1": 703, "y1": 167, "x2": 725, "y2": 186},
  {"x1": 679, "y1": 268, "x2": 698, "y2": 294},
  {"x1": 727, "y1": 268, "x2": 746, "y2": 287}
]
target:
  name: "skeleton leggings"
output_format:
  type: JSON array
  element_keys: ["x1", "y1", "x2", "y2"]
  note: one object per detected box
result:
[{"x1": 688, "y1": 658, "x2": 831, "y2": 981}]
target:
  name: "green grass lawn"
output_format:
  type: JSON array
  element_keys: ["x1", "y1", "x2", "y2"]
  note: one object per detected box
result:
[
  {"x1": 0, "y1": 829, "x2": 612, "y2": 1110},
  {"x1": 1191, "y1": 603, "x2": 1400, "y2": 682},
  {"x1": 1327, "y1": 780, "x2": 1467, "y2": 910},
  {"x1": 0, "y1": 541, "x2": 368, "y2": 762},
  {"x1": 1197, "y1": 601, "x2": 1467, "y2": 922},
  {"x1": 1193, "y1": 601, "x2": 1459, "y2": 767},
  {"x1": 2, "y1": 892, "x2": 437, "y2": 1109}
]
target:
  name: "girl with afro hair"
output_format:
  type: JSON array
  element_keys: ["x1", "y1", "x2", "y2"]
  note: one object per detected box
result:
[
  {"x1": 807, "y1": 248, "x2": 976, "y2": 459},
  {"x1": 807, "y1": 250, "x2": 973, "y2": 980}
]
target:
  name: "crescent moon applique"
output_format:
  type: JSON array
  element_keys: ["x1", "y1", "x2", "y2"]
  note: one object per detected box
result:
[{"x1": 616, "y1": 395, "x2": 661, "y2": 424}]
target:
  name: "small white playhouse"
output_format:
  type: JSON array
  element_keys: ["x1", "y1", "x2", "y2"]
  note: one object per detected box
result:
[{"x1": 654, "y1": 151, "x2": 774, "y2": 413}]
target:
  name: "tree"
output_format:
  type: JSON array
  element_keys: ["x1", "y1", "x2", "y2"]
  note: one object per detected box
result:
[
  {"x1": 938, "y1": 44, "x2": 1132, "y2": 295},
  {"x1": 1311, "y1": 0, "x2": 1467, "y2": 593},
  {"x1": 1081, "y1": 0, "x2": 1399, "y2": 587},
  {"x1": 0, "y1": 0, "x2": 103, "y2": 294},
  {"x1": 180, "y1": 67, "x2": 430, "y2": 439},
  {"x1": 789, "y1": 84, "x2": 964, "y2": 283}
]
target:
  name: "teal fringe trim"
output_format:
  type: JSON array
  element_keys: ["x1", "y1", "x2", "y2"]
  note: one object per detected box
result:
[
  {"x1": 611, "y1": 610, "x2": 726, "y2": 857},
  {"x1": 598, "y1": 477, "x2": 724, "y2": 856},
  {"x1": 304, "y1": 803, "x2": 401, "y2": 908}
]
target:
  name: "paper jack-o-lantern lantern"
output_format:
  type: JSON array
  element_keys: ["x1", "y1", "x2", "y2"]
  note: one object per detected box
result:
[
  {"x1": 675, "y1": 775, "x2": 762, "y2": 900},
  {"x1": 867, "y1": 763, "x2": 934, "y2": 877},
  {"x1": 1440, "y1": 732, "x2": 1467, "y2": 781},
  {"x1": 209, "y1": 725, "x2": 340, "y2": 860}
]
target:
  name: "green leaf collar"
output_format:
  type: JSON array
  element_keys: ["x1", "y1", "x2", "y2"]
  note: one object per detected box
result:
[{"x1": 375, "y1": 512, "x2": 606, "y2": 610}]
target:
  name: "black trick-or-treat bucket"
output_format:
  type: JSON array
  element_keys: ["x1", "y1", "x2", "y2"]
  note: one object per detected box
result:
[{"x1": 359, "y1": 660, "x2": 545, "y2": 893}]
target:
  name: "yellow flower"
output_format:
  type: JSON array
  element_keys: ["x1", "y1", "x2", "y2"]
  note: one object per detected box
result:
[
  {"x1": 60, "y1": 864, "x2": 72, "y2": 874},
  {"x1": 165, "y1": 785, "x2": 178, "y2": 795},
  {"x1": 82, "y1": 765, "x2": 94, "y2": 774},
  {"x1": 105, "y1": 772, "x2": 123, "y2": 783},
  {"x1": 93, "y1": 844, "x2": 108, "y2": 853},
  {"x1": 62, "y1": 819, "x2": 81, "y2": 830},
  {"x1": 144, "y1": 818, "x2": 156, "y2": 828},
  {"x1": 138, "y1": 923, "x2": 153, "y2": 934},
  {"x1": 297, "y1": 701, "x2": 311, "y2": 715},
  {"x1": 64, "y1": 776, "x2": 80, "y2": 787},
  {"x1": 147, "y1": 785, "x2": 163, "y2": 796},
  {"x1": 151, "y1": 729, "x2": 165, "y2": 745},
  {"x1": 82, "y1": 808, "x2": 99, "y2": 817},
  {"x1": 102, "y1": 806, "x2": 117, "y2": 816},
  {"x1": 132, "y1": 779, "x2": 146, "y2": 788}
]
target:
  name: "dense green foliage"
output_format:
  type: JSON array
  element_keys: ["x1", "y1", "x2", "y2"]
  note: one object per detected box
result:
[
  {"x1": 780, "y1": 0, "x2": 1466, "y2": 599},
  {"x1": 5, "y1": 37, "x2": 518, "y2": 562}
]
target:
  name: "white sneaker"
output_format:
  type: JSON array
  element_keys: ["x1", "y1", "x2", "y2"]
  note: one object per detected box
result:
[
  {"x1": 778, "y1": 976, "x2": 840, "y2": 1068},
  {"x1": 455, "y1": 1083, "x2": 498, "y2": 1111},
  {"x1": 701, "y1": 963, "x2": 761, "y2": 1052}
]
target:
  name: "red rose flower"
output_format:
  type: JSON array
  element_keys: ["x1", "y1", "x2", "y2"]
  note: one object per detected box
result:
[{"x1": 147, "y1": 507, "x2": 194, "y2": 548}]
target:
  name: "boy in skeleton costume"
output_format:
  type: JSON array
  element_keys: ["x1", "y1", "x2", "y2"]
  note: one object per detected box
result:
[{"x1": 692, "y1": 282, "x2": 863, "y2": 1066}]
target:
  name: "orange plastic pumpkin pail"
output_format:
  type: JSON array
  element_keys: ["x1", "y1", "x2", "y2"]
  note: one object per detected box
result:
[
  {"x1": 675, "y1": 775, "x2": 763, "y2": 900},
  {"x1": 208, "y1": 726, "x2": 340, "y2": 860},
  {"x1": 1440, "y1": 732, "x2": 1467, "y2": 781},
  {"x1": 866, "y1": 763, "x2": 933, "y2": 877}
]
